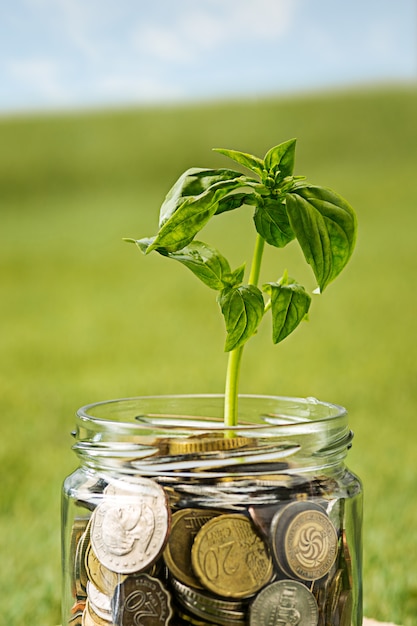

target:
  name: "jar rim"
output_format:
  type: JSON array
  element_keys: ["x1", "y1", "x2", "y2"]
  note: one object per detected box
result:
[{"x1": 76, "y1": 393, "x2": 347, "y2": 432}]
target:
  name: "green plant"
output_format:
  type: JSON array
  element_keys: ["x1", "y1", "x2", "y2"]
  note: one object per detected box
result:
[{"x1": 127, "y1": 139, "x2": 357, "y2": 426}]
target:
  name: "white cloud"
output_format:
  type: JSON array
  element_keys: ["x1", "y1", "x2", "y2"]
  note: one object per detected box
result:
[
  {"x1": 97, "y1": 73, "x2": 185, "y2": 103},
  {"x1": 7, "y1": 58, "x2": 70, "y2": 102},
  {"x1": 133, "y1": 0, "x2": 300, "y2": 64}
]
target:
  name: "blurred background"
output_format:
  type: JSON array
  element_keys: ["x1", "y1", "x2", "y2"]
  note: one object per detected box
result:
[{"x1": 1, "y1": 1, "x2": 416, "y2": 625}]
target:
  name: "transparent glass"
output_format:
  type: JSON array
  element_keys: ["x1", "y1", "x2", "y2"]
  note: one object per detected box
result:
[{"x1": 62, "y1": 394, "x2": 362, "y2": 626}]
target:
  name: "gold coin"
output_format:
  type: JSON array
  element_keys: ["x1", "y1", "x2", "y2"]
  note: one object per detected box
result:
[
  {"x1": 169, "y1": 433, "x2": 252, "y2": 455},
  {"x1": 337, "y1": 589, "x2": 353, "y2": 626},
  {"x1": 191, "y1": 513, "x2": 273, "y2": 598},
  {"x1": 325, "y1": 569, "x2": 343, "y2": 624},
  {"x1": 272, "y1": 501, "x2": 338, "y2": 581},
  {"x1": 81, "y1": 600, "x2": 111, "y2": 626},
  {"x1": 163, "y1": 508, "x2": 219, "y2": 588},
  {"x1": 341, "y1": 530, "x2": 353, "y2": 589},
  {"x1": 70, "y1": 518, "x2": 90, "y2": 599},
  {"x1": 75, "y1": 522, "x2": 92, "y2": 599},
  {"x1": 85, "y1": 542, "x2": 125, "y2": 595},
  {"x1": 284, "y1": 508, "x2": 338, "y2": 580}
]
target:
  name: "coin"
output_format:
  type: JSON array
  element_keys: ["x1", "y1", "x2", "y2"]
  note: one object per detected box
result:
[
  {"x1": 334, "y1": 589, "x2": 353, "y2": 626},
  {"x1": 271, "y1": 501, "x2": 338, "y2": 581},
  {"x1": 191, "y1": 513, "x2": 273, "y2": 598},
  {"x1": 163, "y1": 508, "x2": 219, "y2": 589},
  {"x1": 250, "y1": 579, "x2": 319, "y2": 626},
  {"x1": 75, "y1": 522, "x2": 92, "y2": 599},
  {"x1": 70, "y1": 518, "x2": 90, "y2": 598},
  {"x1": 340, "y1": 530, "x2": 353, "y2": 590},
  {"x1": 325, "y1": 569, "x2": 343, "y2": 624},
  {"x1": 169, "y1": 433, "x2": 252, "y2": 455},
  {"x1": 85, "y1": 541, "x2": 126, "y2": 595},
  {"x1": 112, "y1": 573, "x2": 173, "y2": 625},
  {"x1": 81, "y1": 599, "x2": 111, "y2": 626},
  {"x1": 86, "y1": 581, "x2": 112, "y2": 621},
  {"x1": 171, "y1": 577, "x2": 246, "y2": 625},
  {"x1": 90, "y1": 477, "x2": 170, "y2": 574}
]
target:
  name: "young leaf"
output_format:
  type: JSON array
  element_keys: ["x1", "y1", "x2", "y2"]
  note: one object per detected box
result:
[
  {"x1": 148, "y1": 178, "x2": 247, "y2": 253},
  {"x1": 264, "y1": 139, "x2": 296, "y2": 179},
  {"x1": 215, "y1": 191, "x2": 257, "y2": 215},
  {"x1": 253, "y1": 196, "x2": 295, "y2": 248},
  {"x1": 124, "y1": 236, "x2": 156, "y2": 254},
  {"x1": 224, "y1": 264, "x2": 245, "y2": 288},
  {"x1": 213, "y1": 148, "x2": 264, "y2": 177},
  {"x1": 163, "y1": 241, "x2": 233, "y2": 291},
  {"x1": 218, "y1": 285, "x2": 264, "y2": 352},
  {"x1": 263, "y1": 278, "x2": 311, "y2": 344},
  {"x1": 285, "y1": 185, "x2": 357, "y2": 291},
  {"x1": 159, "y1": 168, "x2": 243, "y2": 227}
]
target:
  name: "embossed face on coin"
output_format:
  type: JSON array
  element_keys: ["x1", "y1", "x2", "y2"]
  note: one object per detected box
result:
[
  {"x1": 163, "y1": 508, "x2": 219, "y2": 589},
  {"x1": 250, "y1": 580, "x2": 319, "y2": 626},
  {"x1": 90, "y1": 477, "x2": 170, "y2": 574},
  {"x1": 191, "y1": 513, "x2": 273, "y2": 599},
  {"x1": 271, "y1": 501, "x2": 338, "y2": 581},
  {"x1": 112, "y1": 573, "x2": 173, "y2": 626}
]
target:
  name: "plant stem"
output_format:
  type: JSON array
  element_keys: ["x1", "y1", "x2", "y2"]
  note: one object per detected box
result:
[{"x1": 224, "y1": 234, "x2": 265, "y2": 427}]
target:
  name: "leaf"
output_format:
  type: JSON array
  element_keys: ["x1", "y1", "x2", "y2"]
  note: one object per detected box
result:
[
  {"x1": 215, "y1": 191, "x2": 256, "y2": 215},
  {"x1": 213, "y1": 148, "x2": 264, "y2": 177},
  {"x1": 124, "y1": 236, "x2": 156, "y2": 254},
  {"x1": 223, "y1": 263, "x2": 245, "y2": 288},
  {"x1": 159, "y1": 168, "x2": 243, "y2": 227},
  {"x1": 148, "y1": 178, "x2": 247, "y2": 253},
  {"x1": 218, "y1": 285, "x2": 264, "y2": 352},
  {"x1": 253, "y1": 196, "x2": 295, "y2": 248},
  {"x1": 264, "y1": 138, "x2": 296, "y2": 179},
  {"x1": 163, "y1": 241, "x2": 233, "y2": 291},
  {"x1": 285, "y1": 185, "x2": 357, "y2": 291},
  {"x1": 263, "y1": 278, "x2": 311, "y2": 344}
]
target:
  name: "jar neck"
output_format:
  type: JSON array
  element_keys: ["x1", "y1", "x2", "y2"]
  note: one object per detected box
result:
[{"x1": 73, "y1": 394, "x2": 352, "y2": 478}]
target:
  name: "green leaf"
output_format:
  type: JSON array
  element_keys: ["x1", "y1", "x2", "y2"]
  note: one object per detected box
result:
[
  {"x1": 163, "y1": 241, "x2": 233, "y2": 291},
  {"x1": 148, "y1": 178, "x2": 246, "y2": 253},
  {"x1": 125, "y1": 236, "x2": 156, "y2": 254},
  {"x1": 213, "y1": 148, "x2": 264, "y2": 177},
  {"x1": 159, "y1": 168, "x2": 243, "y2": 227},
  {"x1": 215, "y1": 191, "x2": 256, "y2": 215},
  {"x1": 223, "y1": 263, "x2": 245, "y2": 288},
  {"x1": 264, "y1": 138, "x2": 296, "y2": 179},
  {"x1": 285, "y1": 185, "x2": 357, "y2": 291},
  {"x1": 218, "y1": 285, "x2": 264, "y2": 352},
  {"x1": 263, "y1": 278, "x2": 311, "y2": 344},
  {"x1": 253, "y1": 196, "x2": 295, "y2": 248}
]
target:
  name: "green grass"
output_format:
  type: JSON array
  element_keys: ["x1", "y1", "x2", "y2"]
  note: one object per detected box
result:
[{"x1": 1, "y1": 85, "x2": 417, "y2": 625}]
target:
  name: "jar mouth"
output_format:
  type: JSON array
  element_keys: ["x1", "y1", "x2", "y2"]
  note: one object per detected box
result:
[
  {"x1": 76, "y1": 393, "x2": 347, "y2": 432},
  {"x1": 73, "y1": 394, "x2": 351, "y2": 478}
]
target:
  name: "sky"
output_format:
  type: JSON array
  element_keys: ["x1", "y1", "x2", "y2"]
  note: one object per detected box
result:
[{"x1": 0, "y1": 0, "x2": 416, "y2": 113}]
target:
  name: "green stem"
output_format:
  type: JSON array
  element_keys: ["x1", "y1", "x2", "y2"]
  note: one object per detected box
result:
[{"x1": 224, "y1": 234, "x2": 265, "y2": 427}]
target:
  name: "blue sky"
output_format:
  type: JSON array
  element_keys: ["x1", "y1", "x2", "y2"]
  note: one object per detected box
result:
[{"x1": 1, "y1": 0, "x2": 416, "y2": 113}]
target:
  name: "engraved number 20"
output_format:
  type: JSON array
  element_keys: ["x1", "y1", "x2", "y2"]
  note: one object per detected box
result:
[
  {"x1": 125, "y1": 590, "x2": 158, "y2": 625},
  {"x1": 204, "y1": 541, "x2": 238, "y2": 581}
]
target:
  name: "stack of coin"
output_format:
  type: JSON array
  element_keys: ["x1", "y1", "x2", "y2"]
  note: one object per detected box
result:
[{"x1": 67, "y1": 471, "x2": 355, "y2": 625}]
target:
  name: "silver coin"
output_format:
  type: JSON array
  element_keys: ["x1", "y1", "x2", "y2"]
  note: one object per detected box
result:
[
  {"x1": 86, "y1": 581, "x2": 112, "y2": 621},
  {"x1": 90, "y1": 477, "x2": 170, "y2": 574},
  {"x1": 250, "y1": 580, "x2": 319, "y2": 626},
  {"x1": 112, "y1": 573, "x2": 173, "y2": 626}
]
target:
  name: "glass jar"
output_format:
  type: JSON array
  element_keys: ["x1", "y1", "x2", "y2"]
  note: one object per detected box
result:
[{"x1": 62, "y1": 394, "x2": 362, "y2": 626}]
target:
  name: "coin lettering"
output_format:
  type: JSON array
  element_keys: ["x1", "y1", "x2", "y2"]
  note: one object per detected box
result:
[{"x1": 250, "y1": 580, "x2": 319, "y2": 626}]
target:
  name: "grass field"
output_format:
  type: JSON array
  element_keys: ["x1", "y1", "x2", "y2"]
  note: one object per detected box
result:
[{"x1": 1, "y1": 85, "x2": 417, "y2": 626}]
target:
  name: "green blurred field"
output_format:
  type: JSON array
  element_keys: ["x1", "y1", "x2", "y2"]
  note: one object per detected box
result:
[{"x1": 1, "y1": 86, "x2": 417, "y2": 625}]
